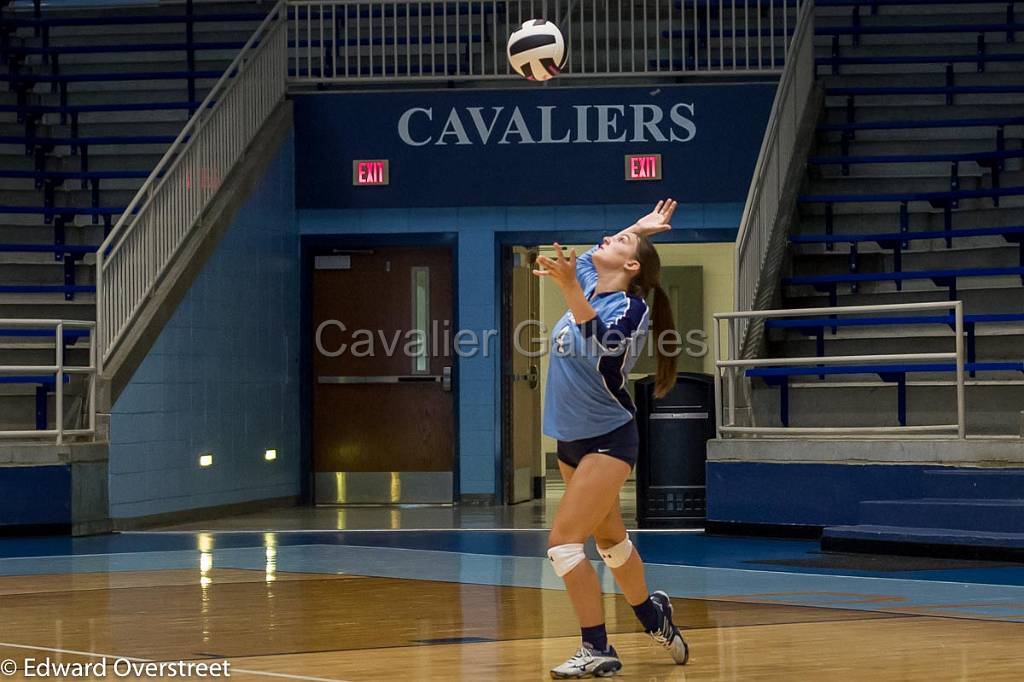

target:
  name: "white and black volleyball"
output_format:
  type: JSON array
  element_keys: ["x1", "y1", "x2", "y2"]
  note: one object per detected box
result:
[{"x1": 507, "y1": 20, "x2": 567, "y2": 81}]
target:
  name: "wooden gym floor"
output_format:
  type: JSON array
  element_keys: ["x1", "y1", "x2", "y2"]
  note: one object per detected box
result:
[{"x1": 0, "y1": 529, "x2": 1022, "y2": 680}]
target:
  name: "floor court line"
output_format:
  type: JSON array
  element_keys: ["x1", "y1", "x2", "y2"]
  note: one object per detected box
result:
[
  {"x1": 0, "y1": 641, "x2": 354, "y2": 682},
  {"x1": 123, "y1": 528, "x2": 707, "y2": 534}
]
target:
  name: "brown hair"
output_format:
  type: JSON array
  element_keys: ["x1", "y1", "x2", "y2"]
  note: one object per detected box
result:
[{"x1": 628, "y1": 234, "x2": 678, "y2": 398}]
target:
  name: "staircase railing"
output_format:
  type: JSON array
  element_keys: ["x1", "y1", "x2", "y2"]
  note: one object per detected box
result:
[
  {"x1": 713, "y1": 301, "x2": 967, "y2": 439},
  {"x1": 734, "y1": 0, "x2": 815, "y2": 354},
  {"x1": 0, "y1": 320, "x2": 96, "y2": 445},
  {"x1": 289, "y1": 0, "x2": 806, "y2": 84},
  {"x1": 96, "y1": 1, "x2": 288, "y2": 372}
]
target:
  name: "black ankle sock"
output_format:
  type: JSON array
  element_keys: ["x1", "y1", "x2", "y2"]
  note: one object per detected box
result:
[
  {"x1": 632, "y1": 597, "x2": 661, "y2": 632},
  {"x1": 581, "y1": 623, "x2": 609, "y2": 653}
]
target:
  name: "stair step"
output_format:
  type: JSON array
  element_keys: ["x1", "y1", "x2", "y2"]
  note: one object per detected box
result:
[
  {"x1": 923, "y1": 468, "x2": 1024, "y2": 498},
  {"x1": 751, "y1": 382, "x2": 1024, "y2": 436},
  {"x1": 822, "y1": 523, "x2": 1024, "y2": 550},
  {"x1": 859, "y1": 498, "x2": 1024, "y2": 531}
]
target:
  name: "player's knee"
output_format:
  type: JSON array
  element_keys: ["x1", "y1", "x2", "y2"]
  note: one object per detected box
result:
[
  {"x1": 596, "y1": 536, "x2": 633, "y2": 569},
  {"x1": 548, "y1": 525, "x2": 584, "y2": 549},
  {"x1": 547, "y1": 543, "x2": 586, "y2": 577}
]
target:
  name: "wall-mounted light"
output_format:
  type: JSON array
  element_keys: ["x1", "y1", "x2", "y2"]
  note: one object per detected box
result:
[
  {"x1": 199, "y1": 453, "x2": 214, "y2": 467},
  {"x1": 264, "y1": 449, "x2": 277, "y2": 462}
]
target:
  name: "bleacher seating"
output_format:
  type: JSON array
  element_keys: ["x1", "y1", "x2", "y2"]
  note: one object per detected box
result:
[
  {"x1": 749, "y1": 360, "x2": 1024, "y2": 426},
  {"x1": 765, "y1": 311, "x2": 1024, "y2": 374},
  {"x1": 0, "y1": 0, "x2": 267, "y2": 434},
  {"x1": 758, "y1": 0, "x2": 1024, "y2": 444}
]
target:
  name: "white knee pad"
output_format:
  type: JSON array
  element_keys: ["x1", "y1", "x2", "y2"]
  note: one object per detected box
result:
[
  {"x1": 597, "y1": 537, "x2": 633, "y2": 569},
  {"x1": 547, "y1": 543, "x2": 586, "y2": 577}
]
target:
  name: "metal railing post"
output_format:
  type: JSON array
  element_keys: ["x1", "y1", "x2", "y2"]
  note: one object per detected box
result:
[
  {"x1": 55, "y1": 321, "x2": 64, "y2": 445},
  {"x1": 714, "y1": 315, "x2": 723, "y2": 436},
  {"x1": 955, "y1": 301, "x2": 966, "y2": 439},
  {"x1": 714, "y1": 302, "x2": 977, "y2": 438}
]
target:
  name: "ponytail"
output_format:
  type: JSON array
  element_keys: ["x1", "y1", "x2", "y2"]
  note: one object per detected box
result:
[
  {"x1": 651, "y1": 285, "x2": 678, "y2": 398},
  {"x1": 631, "y1": 235, "x2": 678, "y2": 399}
]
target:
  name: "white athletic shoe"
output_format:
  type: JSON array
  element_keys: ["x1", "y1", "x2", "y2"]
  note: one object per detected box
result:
[
  {"x1": 549, "y1": 644, "x2": 622, "y2": 679},
  {"x1": 648, "y1": 591, "x2": 690, "y2": 665}
]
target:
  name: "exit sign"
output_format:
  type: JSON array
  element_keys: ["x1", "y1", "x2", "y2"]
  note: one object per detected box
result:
[
  {"x1": 624, "y1": 154, "x2": 662, "y2": 181},
  {"x1": 353, "y1": 159, "x2": 390, "y2": 186}
]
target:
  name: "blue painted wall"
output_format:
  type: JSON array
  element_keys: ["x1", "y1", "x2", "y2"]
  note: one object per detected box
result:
[
  {"x1": 300, "y1": 202, "x2": 741, "y2": 498},
  {"x1": 294, "y1": 85, "x2": 776, "y2": 208},
  {"x1": 0, "y1": 465, "x2": 70, "y2": 526},
  {"x1": 707, "y1": 462, "x2": 931, "y2": 527},
  {"x1": 108, "y1": 133, "x2": 300, "y2": 520}
]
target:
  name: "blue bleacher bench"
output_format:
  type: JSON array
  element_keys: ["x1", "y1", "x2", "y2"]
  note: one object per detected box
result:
[
  {"x1": 765, "y1": 312, "x2": 1024, "y2": 376},
  {"x1": 784, "y1": 266, "x2": 1024, "y2": 306},
  {"x1": 790, "y1": 225, "x2": 1024, "y2": 278},
  {"x1": 748, "y1": 360, "x2": 1024, "y2": 427}
]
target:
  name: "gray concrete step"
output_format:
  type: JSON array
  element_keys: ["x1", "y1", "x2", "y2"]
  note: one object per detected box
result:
[
  {"x1": 820, "y1": 102, "x2": 1024, "y2": 130},
  {"x1": 768, "y1": 329, "x2": 1024, "y2": 362},
  {"x1": 791, "y1": 234, "x2": 1021, "y2": 255},
  {"x1": 816, "y1": 136, "x2": 1024, "y2": 155},
  {"x1": 0, "y1": 187, "x2": 134, "y2": 207},
  {"x1": 789, "y1": 243, "x2": 1023, "y2": 277},
  {"x1": 0, "y1": 222, "x2": 106, "y2": 244},
  {"x1": 822, "y1": 71, "x2": 1024, "y2": 90},
  {"x1": 0, "y1": 345, "x2": 92, "y2": 368},
  {"x1": 798, "y1": 192, "x2": 1024, "y2": 217},
  {"x1": 12, "y1": 21, "x2": 265, "y2": 42},
  {"x1": 782, "y1": 283, "x2": 1024, "y2": 315},
  {"x1": 751, "y1": 382, "x2": 1024, "y2": 436},
  {"x1": 816, "y1": 4, "x2": 1012, "y2": 18},
  {"x1": 815, "y1": 41, "x2": 1024, "y2": 60},
  {"x1": 825, "y1": 91, "x2": 1024, "y2": 108},
  {"x1": 0, "y1": 296, "x2": 96, "y2": 320},
  {"x1": 0, "y1": 260, "x2": 95, "y2": 286},
  {"x1": 0, "y1": 393, "x2": 91, "y2": 432},
  {"x1": 794, "y1": 205, "x2": 1024, "y2": 236},
  {"x1": 804, "y1": 172, "x2": 1024, "y2": 198}
]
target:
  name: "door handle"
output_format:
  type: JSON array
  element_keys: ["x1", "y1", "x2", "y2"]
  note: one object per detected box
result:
[{"x1": 442, "y1": 366, "x2": 452, "y2": 392}]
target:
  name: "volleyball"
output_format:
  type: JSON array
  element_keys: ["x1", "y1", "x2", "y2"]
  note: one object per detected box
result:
[{"x1": 507, "y1": 20, "x2": 567, "y2": 81}]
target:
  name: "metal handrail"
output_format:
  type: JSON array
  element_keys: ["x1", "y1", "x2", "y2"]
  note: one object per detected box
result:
[
  {"x1": 96, "y1": 0, "x2": 288, "y2": 371},
  {"x1": 713, "y1": 301, "x2": 967, "y2": 439},
  {"x1": 734, "y1": 0, "x2": 816, "y2": 353},
  {"x1": 0, "y1": 319, "x2": 96, "y2": 445},
  {"x1": 287, "y1": 0, "x2": 804, "y2": 85}
]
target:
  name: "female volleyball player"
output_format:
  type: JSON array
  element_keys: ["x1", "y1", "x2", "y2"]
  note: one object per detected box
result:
[{"x1": 533, "y1": 199, "x2": 688, "y2": 678}]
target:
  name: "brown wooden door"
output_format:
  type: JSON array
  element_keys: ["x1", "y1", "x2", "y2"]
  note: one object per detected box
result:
[
  {"x1": 503, "y1": 247, "x2": 541, "y2": 504},
  {"x1": 311, "y1": 247, "x2": 455, "y2": 504}
]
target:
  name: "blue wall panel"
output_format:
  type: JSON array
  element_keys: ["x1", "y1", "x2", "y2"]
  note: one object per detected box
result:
[
  {"x1": 294, "y1": 84, "x2": 776, "y2": 208},
  {"x1": 707, "y1": 462, "x2": 932, "y2": 527},
  {"x1": 108, "y1": 132, "x2": 300, "y2": 520},
  {"x1": 0, "y1": 465, "x2": 70, "y2": 526}
]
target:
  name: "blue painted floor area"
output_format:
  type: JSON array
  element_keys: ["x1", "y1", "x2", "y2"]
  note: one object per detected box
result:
[
  {"x1": 1, "y1": 531, "x2": 1023, "y2": 623},
  {"x1": 2, "y1": 530, "x2": 1022, "y2": 586}
]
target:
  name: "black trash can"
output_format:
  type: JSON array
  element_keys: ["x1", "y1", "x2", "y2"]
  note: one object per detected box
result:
[{"x1": 634, "y1": 373, "x2": 715, "y2": 529}]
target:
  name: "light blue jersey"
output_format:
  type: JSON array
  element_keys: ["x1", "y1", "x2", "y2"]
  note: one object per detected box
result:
[{"x1": 542, "y1": 245, "x2": 651, "y2": 442}]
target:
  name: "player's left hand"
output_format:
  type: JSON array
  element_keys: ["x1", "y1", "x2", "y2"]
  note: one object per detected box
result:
[
  {"x1": 633, "y1": 198, "x2": 677, "y2": 235},
  {"x1": 533, "y1": 243, "x2": 578, "y2": 289}
]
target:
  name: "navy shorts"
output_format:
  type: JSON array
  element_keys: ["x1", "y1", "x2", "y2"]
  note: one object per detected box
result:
[{"x1": 556, "y1": 419, "x2": 639, "y2": 470}]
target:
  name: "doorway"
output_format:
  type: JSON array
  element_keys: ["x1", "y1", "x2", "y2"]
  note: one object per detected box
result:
[
  {"x1": 500, "y1": 245, "x2": 543, "y2": 505},
  {"x1": 501, "y1": 238, "x2": 712, "y2": 518},
  {"x1": 310, "y1": 246, "x2": 456, "y2": 504}
]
